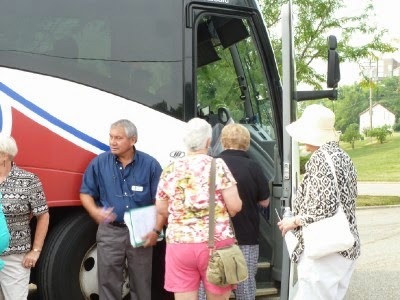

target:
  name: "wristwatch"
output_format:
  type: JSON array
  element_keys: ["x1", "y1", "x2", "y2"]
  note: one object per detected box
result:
[{"x1": 152, "y1": 228, "x2": 161, "y2": 235}]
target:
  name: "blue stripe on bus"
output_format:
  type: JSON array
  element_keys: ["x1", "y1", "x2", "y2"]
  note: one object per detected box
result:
[{"x1": 0, "y1": 82, "x2": 108, "y2": 151}]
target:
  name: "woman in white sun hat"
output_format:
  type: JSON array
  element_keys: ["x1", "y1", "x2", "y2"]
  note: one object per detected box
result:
[{"x1": 278, "y1": 104, "x2": 360, "y2": 300}]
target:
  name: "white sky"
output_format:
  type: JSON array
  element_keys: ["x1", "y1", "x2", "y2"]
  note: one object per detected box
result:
[{"x1": 338, "y1": 0, "x2": 400, "y2": 85}]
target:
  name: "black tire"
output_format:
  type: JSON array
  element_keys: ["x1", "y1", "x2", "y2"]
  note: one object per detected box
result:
[{"x1": 36, "y1": 210, "x2": 97, "y2": 300}]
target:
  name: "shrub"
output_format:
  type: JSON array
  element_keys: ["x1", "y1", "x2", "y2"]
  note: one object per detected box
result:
[
  {"x1": 341, "y1": 123, "x2": 363, "y2": 149},
  {"x1": 369, "y1": 127, "x2": 389, "y2": 144},
  {"x1": 300, "y1": 154, "x2": 311, "y2": 174},
  {"x1": 393, "y1": 122, "x2": 400, "y2": 132}
]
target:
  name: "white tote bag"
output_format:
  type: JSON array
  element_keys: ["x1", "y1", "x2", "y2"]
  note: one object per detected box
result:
[
  {"x1": 302, "y1": 150, "x2": 355, "y2": 259},
  {"x1": 303, "y1": 205, "x2": 354, "y2": 259}
]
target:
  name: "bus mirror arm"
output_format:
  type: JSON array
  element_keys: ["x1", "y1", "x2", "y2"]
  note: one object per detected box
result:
[{"x1": 296, "y1": 89, "x2": 338, "y2": 101}]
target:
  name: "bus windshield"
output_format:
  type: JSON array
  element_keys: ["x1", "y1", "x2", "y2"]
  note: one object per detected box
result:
[{"x1": 0, "y1": 0, "x2": 183, "y2": 118}]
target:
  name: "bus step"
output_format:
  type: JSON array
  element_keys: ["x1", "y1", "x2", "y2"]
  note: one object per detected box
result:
[
  {"x1": 258, "y1": 261, "x2": 271, "y2": 268},
  {"x1": 256, "y1": 281, "x2": 280, "y2": 298},
  {"x1": 229, "y1": 281, "x2": 280, "y2": 299}
]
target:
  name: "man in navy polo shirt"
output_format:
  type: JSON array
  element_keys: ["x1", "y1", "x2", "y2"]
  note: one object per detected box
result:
[{"x1": 80, "y1": 119, "x2": 164, "y2": 300}]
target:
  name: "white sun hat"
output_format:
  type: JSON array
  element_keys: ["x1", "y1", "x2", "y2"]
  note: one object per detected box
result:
[{"x1": 286, "y1": 104, "x2": 339, "y2": 146}]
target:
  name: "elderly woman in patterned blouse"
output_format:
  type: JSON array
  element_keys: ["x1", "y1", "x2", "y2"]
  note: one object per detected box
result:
[
  {"x1": 0, "y1": 134, "x2": 50, "y2": 299},
  {"x1": 155, "y1": 118, "x2": 242, "y2": 300},
  {"x1": 278, "y1": 104, "x2": 360, "y2": 300}
]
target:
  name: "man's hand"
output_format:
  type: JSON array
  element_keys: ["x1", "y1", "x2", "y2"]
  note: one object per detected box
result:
[
  {"x1": 143, "y1": 229, "x2": 160, "y2": 247},
  {"x1": 92, "y1": 207, "x2": 117, "y2": 224}
]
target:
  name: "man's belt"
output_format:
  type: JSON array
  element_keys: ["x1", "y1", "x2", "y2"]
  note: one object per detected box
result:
[{"x1": 109, "y1": 221, "x2": 127, "y2": 228}]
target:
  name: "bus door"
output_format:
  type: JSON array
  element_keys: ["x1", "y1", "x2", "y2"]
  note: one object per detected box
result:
[{"x1": 186, "y1": 3, "x2": 286, "y2": 296}]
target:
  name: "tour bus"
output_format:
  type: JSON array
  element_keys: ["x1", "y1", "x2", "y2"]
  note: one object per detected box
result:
[{"x1": 0, "y1": 0, "x2": 339, "y2": 299}]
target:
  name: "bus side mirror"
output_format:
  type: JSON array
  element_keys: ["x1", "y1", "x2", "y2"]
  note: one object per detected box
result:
[{"x1": 327, "y1": 35, "x2": 340, "y2": 88}]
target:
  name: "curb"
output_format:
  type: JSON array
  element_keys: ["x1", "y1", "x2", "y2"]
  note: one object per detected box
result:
[
  {"x1": 358, "y1": 182, "x2": 400, "y2": 184},
  {"x1": 356, "y1": 204, "x2": 400, "y2": 210}
]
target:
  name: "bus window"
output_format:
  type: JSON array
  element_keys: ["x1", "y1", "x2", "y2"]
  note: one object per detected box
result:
[
  {"x1": 0, "y1": 0, "x2": 183, "y2": 119},
  {"x1": 195, "y1": 15, "x2": 277, "y2": 161}
]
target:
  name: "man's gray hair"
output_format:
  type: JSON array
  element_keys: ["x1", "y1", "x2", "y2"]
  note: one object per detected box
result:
[
  {"x1": 0, "y1": 134, "x2": 18, "y2": 160},
  {"x1": 183, "y1": 118, "x2": 212, "y2": 152},
  {"x1": 111, "y1": 119, "x2": 138, "y2": 139}
]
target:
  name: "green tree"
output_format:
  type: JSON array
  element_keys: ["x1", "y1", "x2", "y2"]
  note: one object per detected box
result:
[
  {"x1": 393, "y1": 121, "x2": 400, "y2": 132},
  {"x1": 369, "y1": 127, "x2": 389, "y2": 144},
  {"x1": 319, "y1": 76, "x2": 399, "y2": 136},
  {"x1": 332, "y1": 85, "x2": 369, "y2": 132},
  {"x1": 260, "y1": 0, "x2": 396, "y2": 88},
  {"x1": 341, "y1": 123, "x2": 362, "y2": 149},
  {"x1": 373, "y1": 77, "x2": 400, "y2": 122}
]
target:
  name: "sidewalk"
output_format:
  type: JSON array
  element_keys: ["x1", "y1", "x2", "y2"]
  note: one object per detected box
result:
[{"x1": 357, "y1": 182, "x2": 400, "y2": 196}]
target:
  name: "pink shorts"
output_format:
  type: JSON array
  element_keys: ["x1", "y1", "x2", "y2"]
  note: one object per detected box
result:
[{"x1": 164, "y1": 238, "x2": 235, "y2": 295}]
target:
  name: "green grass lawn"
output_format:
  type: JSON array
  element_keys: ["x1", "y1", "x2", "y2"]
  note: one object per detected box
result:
[
  {"x1": 340, "y1": 132, "x2": 400, "y2": 182},
  {"x1": 357, "y1": 195, "x2": 400, "y2": 207},
  {"x1": 300, "y1": 134, "x2": 400, "y2": 206}
]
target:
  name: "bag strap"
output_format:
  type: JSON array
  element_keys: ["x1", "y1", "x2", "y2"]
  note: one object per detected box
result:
[
  {"x1": 208, "y1": 158, "x2": 216, "y2": 249},
  {"x1": 207, "y1": 158, "x2": 237, "y2": 250},
  {"x1": 320, "y1": 150, "x2": 336, "y2": 183},
  {"x1": 320, "y1": 149, "x2": 339, "y2": 193},
  {"x1": 320, "y1": 149, "x2": 344, "y2": 213}
]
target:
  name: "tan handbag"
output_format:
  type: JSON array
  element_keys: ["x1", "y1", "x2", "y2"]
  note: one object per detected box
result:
[{"x1": 206, "y1": 158, "x2": 248, "y2": 286}]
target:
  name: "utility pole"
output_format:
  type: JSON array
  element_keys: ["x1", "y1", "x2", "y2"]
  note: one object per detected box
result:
[
  {"x1": 361, "y1": 54, "x2": 379, "y2": 134},
  {"x1": 369, "y1": 59, "x2": 373, "y2": 130}
]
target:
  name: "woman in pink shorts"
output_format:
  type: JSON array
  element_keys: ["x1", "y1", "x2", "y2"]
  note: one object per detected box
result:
[{"x1": 156, "y1": 118, "x2": 242, "y2": 300}]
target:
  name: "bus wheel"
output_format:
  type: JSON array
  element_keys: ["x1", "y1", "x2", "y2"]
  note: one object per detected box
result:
[
  {"x1": 35, "y1": 210, "x2": 129, "y2": 299},
  {"x1": 36, "y1": 211, "x2": 97, "y2": 299},
  {"x1": 79, "y1": 245, "x2": 130, "y2": 299}
]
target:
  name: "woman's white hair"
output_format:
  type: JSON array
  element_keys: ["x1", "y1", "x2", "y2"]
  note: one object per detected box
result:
[
  {"x1": 0, "y1": 134, "x2": 18, "y2": 160},
  {"x1": 183, "y1": 118, "x2": 212, "y2": 152}
]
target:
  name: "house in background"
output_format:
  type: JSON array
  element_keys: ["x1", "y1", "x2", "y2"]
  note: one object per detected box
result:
[
  {"x1": 376, "y1": 58, "x2": 400, "y2": 79},
  {"x1": 359, "y1": 103, "x2": 396, "y2": 134}
]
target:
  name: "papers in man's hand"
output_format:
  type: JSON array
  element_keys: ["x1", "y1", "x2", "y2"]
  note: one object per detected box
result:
[
  {"x1": 123, "y1": 205, "x2": 164, "y2": 248},
  {"x1": 284, "y1": 231, "x2": 299, "y2": 258}
]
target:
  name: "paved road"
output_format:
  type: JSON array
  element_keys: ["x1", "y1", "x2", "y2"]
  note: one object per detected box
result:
[
  {"x1": 357, "y1": 182, "x2": 400, "y2": 196},
  {"x1": 27, "y1": 184, "x2": 399, "y2": 300},
  {"x1": 345, "y1": 206, "x2": 400, "y2": 300}
]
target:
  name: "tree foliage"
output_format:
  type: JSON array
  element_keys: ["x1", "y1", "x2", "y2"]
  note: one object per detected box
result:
[
  {"x1": 341, "y1": 123, "x2": 362, "y2": 149},
  {"x1": 369, "y1": 127, "x2": 390, "y2": 144},
  {"x1": 260, "y1": 0, "x2": 396, "y2": 88},
  {"x1": 333, "y1": 85, "x2": 369, "y2": 132},
  {"x1": 321, "y1": 76, "x2": 399, "y2": 141},
  {"x1": 343, "y1": 77, "x2": 398, "y2": 121}
]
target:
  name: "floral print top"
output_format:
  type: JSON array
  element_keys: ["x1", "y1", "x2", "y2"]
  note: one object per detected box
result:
[
  {"x1": 291, "y1": 142, "x2": 361, "y2": 263},
  {"x1": 156, "y1": 154, "x2": 237, "y2": 244}
]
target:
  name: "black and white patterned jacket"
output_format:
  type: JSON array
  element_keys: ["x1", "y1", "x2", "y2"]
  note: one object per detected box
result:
[{"x1": 291, "y1": 142, "x2": 361, "y2": 263}]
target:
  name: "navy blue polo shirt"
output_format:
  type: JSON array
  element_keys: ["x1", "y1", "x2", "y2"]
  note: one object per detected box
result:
[
  {"x1": 218, "y1": 149, "x2": 270, "y2": 245},
  {"x1": 80, "y1": 149, "x2": 162, "y2": 222}
]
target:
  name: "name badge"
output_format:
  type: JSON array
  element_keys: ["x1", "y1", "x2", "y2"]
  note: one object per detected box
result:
[{"x1": 131, "y1": 185, "x2": 144, "y2": 192}]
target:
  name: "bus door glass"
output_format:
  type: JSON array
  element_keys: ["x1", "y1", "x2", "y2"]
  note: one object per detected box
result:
[
  {"x1": 192, "y1": 11, "x2": 283, "y2": 284},
  {"x1": 194, "y1": 13, "x2": 277, "y2": 180}
]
